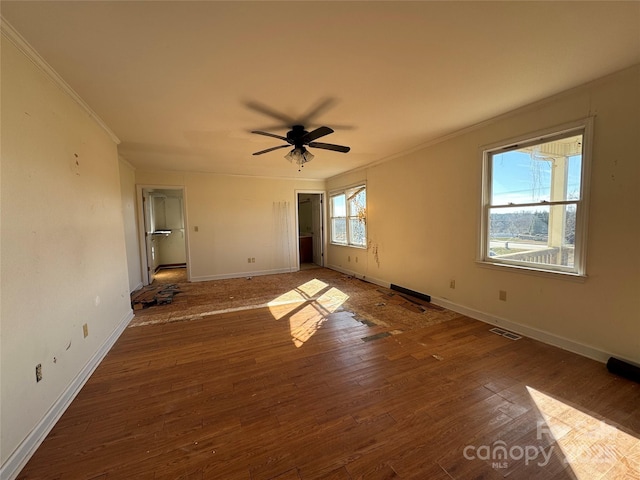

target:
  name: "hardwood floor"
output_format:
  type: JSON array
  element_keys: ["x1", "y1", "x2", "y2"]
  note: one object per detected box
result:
[{"x1": 17, "y1": 273, "x2": 640, "y2": 479}]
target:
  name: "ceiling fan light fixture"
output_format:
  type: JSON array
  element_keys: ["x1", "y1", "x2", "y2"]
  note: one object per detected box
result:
[
  {"x1": 285, "y1": 147, "x2": 314, "y2": 168},
  {"x1": 302, "y1": 148, "x2": 314, "y2": 163}
]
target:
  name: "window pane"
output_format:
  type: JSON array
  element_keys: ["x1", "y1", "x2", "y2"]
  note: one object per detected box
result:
[
  {"x1": 491, "y1": 134, "x2": 583, "y2": 205},
  {"x1": 349, "y1": 218, "x2": 366, "y2": 246},
  {"x1": 567, "y1": 154, "x2": 582, "y2": 201},
  {"x1": 331, "y1": 186, "x2": 367, "y2": 247},
  {"x1": 331, "y1": 194, "x2": 346, "y2": 217},
  {"x1": 348, "y1": 188, "x2": 366, "y2": 219},
  {"x1": 488, "y1": 205, "x2": 576, "y2": 269},
  {"x1": 331, "y1": 218, "x2": 346, "y2": 243}
]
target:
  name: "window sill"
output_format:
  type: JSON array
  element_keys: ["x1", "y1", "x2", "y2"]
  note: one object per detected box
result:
[
  {"x1": 330, "y1": 242, "x2": 367, "y2": 250},
  {"x1": 476, "y1": 260, "x2": 587, "y2": 283}
]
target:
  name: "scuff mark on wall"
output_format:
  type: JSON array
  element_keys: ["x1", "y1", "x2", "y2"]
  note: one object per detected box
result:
[
  {"x1": 72, "y1": 153, "x2": 80, "y2": 176},
  {"x1": 368, "y1": 240, "x2": 380, "y2": 268}
]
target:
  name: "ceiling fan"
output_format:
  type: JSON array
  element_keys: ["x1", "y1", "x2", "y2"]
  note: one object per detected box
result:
[{"x1": 251, "y1": 125, "x2": 350, "y2": 170}]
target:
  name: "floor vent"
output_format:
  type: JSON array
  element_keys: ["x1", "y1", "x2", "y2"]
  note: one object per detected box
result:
[{"x1": 490, "y1": 327, "x2": 522, "y2": 341}]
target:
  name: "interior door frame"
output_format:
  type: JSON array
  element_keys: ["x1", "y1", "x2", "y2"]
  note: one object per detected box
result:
[
  {"x1": 295, "y1": 189, "x2": 326, "y2": 270},
  {"x1": 136, "y1": 184, "x2": 190, "y2": 286}
]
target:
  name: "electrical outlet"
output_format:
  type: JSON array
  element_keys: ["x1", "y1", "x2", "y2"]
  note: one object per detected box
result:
[
  {"x1": 35, "y1": 364, "x2": 42, "y2": 382},
  {"x1": 83, "y1": 323, "x2": 89, "y2": 338},
  {"x1": 247, "y1": 257, "x2": 251, "y2": 263},
  {"x1": 348, "y1": 255, "x2": 351, "y2": 262},
  {"x1": 450, "y1": 280, "x2": 456, "y2": 289},
  {"x1": 355, "y1": 257, "x2": 358, "y2": 263},
  {"x1": 251, "y1": 258, "x2": 255, "y2": 263},
  {"x1": 499, "y1": 290, "x2": 507, "y2": 301},
  {"x1": 194, "y1": 226, "x2": 199, "y2": 232}
]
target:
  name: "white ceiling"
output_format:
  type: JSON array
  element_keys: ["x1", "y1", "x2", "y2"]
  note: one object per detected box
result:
[{"x1": 3, "y1": 1, "x2": 639, "y2": 180}]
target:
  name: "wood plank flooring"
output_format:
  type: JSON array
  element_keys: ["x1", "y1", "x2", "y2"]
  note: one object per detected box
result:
[{"x1": 17, "y1": 274, "x2": 640, "y2": 479}]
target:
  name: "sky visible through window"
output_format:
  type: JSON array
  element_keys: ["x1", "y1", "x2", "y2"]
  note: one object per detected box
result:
[
  {"x1": 332, "y1": 195, "x2": 346, "y2": 217},
  {"x1": 491, "y1": 151, "x2": 582, "y2": 209}
]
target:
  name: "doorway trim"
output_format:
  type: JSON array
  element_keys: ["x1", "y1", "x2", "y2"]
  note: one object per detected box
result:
[
  {"x1": 136, "y1": 184, "x2": 191, "y2": 285},
  {"x1": 295, "y1": 189, "x2": 326, "y2": 270}
]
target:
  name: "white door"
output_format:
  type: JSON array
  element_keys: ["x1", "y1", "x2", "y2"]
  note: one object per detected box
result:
[
  {"x1": 143, "y1": 191, "x2": 155, "y2": 284},
  {"x1": 311, "y1": 194, "x2": 323, "y2": 266}
]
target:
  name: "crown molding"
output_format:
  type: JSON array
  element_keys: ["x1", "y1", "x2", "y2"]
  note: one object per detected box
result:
[
  {"x1": 1, "y1": 17, "x2": 120, "y2": 145},
  {"x1": 118, "y1": 155, "x2": 136, "y2": 171}
]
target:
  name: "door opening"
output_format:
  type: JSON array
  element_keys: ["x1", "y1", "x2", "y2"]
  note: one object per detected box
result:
[
  {"x1": 139, "y1": 187, "x2": 188, "y2": 285},
  {"x1": 297, "y1": 192, "x2": 324, "y2": 270}
]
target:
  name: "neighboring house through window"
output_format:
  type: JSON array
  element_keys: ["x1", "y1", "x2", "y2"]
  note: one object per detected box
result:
[
  {"x1": 330, "y1": 185, "x2": 366, "y2": 247},
  {"x1": 480, "y1": 119, "x2": 592, "y2": 276}
]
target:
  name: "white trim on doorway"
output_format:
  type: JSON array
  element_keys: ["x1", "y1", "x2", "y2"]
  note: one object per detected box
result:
[
  {"x1": 136, "y1": 185, "x2": 191, "y2": 286},
  {"x1": 295, "y1": 189, "x2": 326, "y2": 271}
]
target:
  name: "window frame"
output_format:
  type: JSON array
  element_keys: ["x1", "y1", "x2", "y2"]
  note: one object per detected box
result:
[
  {"x1": 330, "y1": 184, "x2": 367, "y2": 248},
  {"x1": 479, "y1": 118, "x2": 593, "y2": 278}
]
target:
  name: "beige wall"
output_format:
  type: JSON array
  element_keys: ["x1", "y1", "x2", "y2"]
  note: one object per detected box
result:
[
  {"x1": 1, "y1": 36, "x2": 133, "y2": 469},
  {"x1": 118, "y1": 157, "x2": 143, "y2": 292},
  {"x1": 135, "y1": 170, "x2": 324, "y2": 280},
  {"x1": 327, "y1": 66, "x2": 640, "y2": 364}
]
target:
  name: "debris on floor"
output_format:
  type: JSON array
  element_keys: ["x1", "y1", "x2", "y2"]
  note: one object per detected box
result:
[
  {"x1": 350, "y1": 312, "x2": 389, "y2": 328},
  {"x1": 130, "y1": 268, "x2": 462, "y2": 330},
  {"x1": 362, "y1": 332, "x2": 392, "y2": 342},
  {"x1": 375, "y1": 288, "x2": 443, "y2": 314},
  {"x1": 131, "y1": 284, "x2": 181, "y2": 310},
  {"x1": 359, "y1": 318, "x2": 378, "y2": 327}
]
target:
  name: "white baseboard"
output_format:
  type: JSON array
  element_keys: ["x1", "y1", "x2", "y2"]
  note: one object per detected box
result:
[
  {"x1": 190, "y1": 267, "x2": 296, "y2": 283},
  {"x1": 326, "y1": 266, "x2": 614, "y2": 364},
  {"x1": 130, "y1": 282, "x2": 143, "y2": 293},
  {"x1": 430, "y1": 296, "x2": 610, "y2": 364},
  {"x1": 0, "y1": 309, "x2": 134, "y2": 480}
]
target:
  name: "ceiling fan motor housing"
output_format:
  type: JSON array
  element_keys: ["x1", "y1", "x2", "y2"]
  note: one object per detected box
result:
[{"x1": 287, "y1": 125, "x2": 308, "y2": 145}]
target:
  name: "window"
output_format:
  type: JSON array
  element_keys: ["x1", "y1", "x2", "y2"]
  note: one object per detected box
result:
[
  {"x1": 330, "y1": 185, "x2": 366, "y2": 247},
  {"x1": 480, "y1": 119, "x2": 592, "y2": 276}
]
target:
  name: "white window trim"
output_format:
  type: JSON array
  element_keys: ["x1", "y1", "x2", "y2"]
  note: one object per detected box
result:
[
  {"x1": 478, "y1": 117, "x2": 593, "y2": 278},
  {"x1": 330, "y1": 183, "x2": 367, "y2": 249}
]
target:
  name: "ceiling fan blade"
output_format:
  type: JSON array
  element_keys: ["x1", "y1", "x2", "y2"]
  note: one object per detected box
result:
[
  {"x1": 299, "y1": 98, "x2": 336, "y2": 125},
  {"x1": 305, "y1": 123, "x2": 357, "y2": 131},
  {"x1": 245, "y1": 101, "x2": 296, "y2": 125},
  {"x1": 253, "y1": 145, "x2": 290, "y2": 156},
  {"x1": 251, "y1": 130, "x2": 289, "y2": 142},
  {"x1": 302, "y1": 126, "x2": 334, "y2": 144},
  {"x1": 308, "y1": 142, "x2": 350, "y2": 153}
]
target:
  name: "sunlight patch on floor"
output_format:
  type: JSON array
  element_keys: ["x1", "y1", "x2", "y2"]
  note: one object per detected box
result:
[
  {"x1": 297, "y1": 279, "x2": 329, "y2": 297},
  {"x1": 267, "y1": 279, "x2": 329, "y2": 316},
  {"x1": 315, "y1": 287, "x2": 349, "y2": 312},
  {"x1": 268, "y1": 279, "x2": 349, "y2": 347},
  {"x1": 289, "y1": 304, "x2": 327, "y2": 348},
  {"x1": 527, "y1": 386, "x2": 640, "y2": 478}
]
